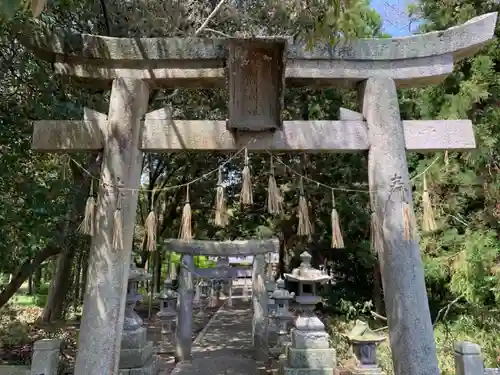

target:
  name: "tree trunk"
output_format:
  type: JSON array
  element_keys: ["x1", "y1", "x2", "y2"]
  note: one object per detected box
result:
[
  {"x1": 73, "y1": 248, "x2": 83, "y2": 311},
  {"x1": 80, "y1": 251, "x2": 88, "y2": 306},
  {"x1": 41, "y1": 154, "x2": 101, "y2": 322},
  {"x1": 0, "y1": 245, "x2": 61, "y2": 309},
  {"x1": 28, "y1": 273, "x2": 33, "y2": 295},
  {"x1": 42, "y1": 243, "x2": 77, "y2": 323},
  {"x1": 33, "y1": 266, "x2": 42, "y2": 294}
]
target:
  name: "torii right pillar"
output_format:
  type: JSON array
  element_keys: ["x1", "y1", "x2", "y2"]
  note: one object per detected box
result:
[{"x1": 361, "y1": 78, "x2": 439, "y2": 375}]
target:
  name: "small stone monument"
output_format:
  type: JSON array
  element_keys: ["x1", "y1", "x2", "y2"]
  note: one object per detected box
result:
[
  {"x1": 156, "y1": 278, "x2": 178, "y2": 354},
  {"x1": 269, "y1": 277, "x2": 294, "y2": 357},
  {"x1": 282, "y1": 251, "x2": 335, "y2": 375},
  {"x1": 346, "y1": 320, "x2": 386, "y2": 375},
  {"x1": 119, "y1": 252, "x2": 158, "y2": 375}
]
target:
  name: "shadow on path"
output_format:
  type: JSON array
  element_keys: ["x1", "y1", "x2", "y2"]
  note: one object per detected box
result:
[{"x1": 170, "y1": 299, "x2": 256, "y2": 375}]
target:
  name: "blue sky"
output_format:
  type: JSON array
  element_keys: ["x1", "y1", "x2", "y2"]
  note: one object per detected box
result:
[{"x1": 370, "y1": 0, "x2": 419, "y2": 36}]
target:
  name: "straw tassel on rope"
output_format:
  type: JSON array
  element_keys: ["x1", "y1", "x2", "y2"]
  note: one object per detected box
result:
[
  {"x1": 267, "y1": 156, "x2": 282, "y2": 215},
  {"x1": 388, "y1": 174, "x2": 416, "y2": 241},
  {"x1": 402, "y1": 200, "x2": 416, "y2": 241},
  {"x1": 330, "y1": 190, "x2": 344, "y2": 249},
  {"x1": 214, "y1": 167, "x2": 228, "y2": 227},
  {"x1": 421, "y1": 174, "x2": 437, "y2": 232},
  {"x1": 240, "y1": 148, "x2": 253, "y2": 205},
  {"x1": 179, "y1": 184, "x2": 192, "y2": 241},
  {"x1": 112, "y1": 187, "x2": 124, "y2": 251},
  {"x1": 78, "y1": 180, "x2": 96, "y2": 236},
  {"x1": 144, "y1": 193, "x2": 157, "y2": 251},
  {"x1": 297, "y1": 177, "x2": 313, "y2": 240},
  {"x1": 401, "y1": 189, "x2": 417, "y2": 241}
]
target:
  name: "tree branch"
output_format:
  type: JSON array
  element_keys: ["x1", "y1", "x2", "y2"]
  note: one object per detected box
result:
[{"x1": 99, "y1": 0, "x2": 111, "y2": 36}]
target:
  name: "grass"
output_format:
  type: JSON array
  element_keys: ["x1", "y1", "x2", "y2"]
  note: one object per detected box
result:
[
  {"x1": 9, "y1": 294, "x2": 46, "y2": 307},
  {"x1": 6, "y1": 282, "x2": 50, "y2": 308}
]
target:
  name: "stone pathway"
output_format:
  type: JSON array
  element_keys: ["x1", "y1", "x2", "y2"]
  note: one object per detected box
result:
[{"x1": 168, "y1": 299, "x2": 257, "y2": 375}]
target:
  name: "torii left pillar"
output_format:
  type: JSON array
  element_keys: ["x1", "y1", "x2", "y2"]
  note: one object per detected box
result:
[
  {"x1": 78, "y1": 78, "x2": 149, "y2": 374},
  {"x1": 32, "y1": 78, "x2": 150, "y2": 375}
]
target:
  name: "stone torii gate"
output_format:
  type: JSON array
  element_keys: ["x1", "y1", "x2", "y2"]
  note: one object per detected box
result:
[
  {"x1": 21, "y1": 11, "x2": 497, "y2": 375},
  {"x1": 164, "y1": 238, "x2": 280, "y2": 363}
]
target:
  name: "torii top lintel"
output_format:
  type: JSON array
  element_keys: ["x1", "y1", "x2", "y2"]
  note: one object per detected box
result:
[{"x1": 21, "y1": 12, "x2": 497, "y2": 89}]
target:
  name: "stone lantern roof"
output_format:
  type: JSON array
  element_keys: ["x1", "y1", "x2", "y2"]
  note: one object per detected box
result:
[
  {"x1": 159, "y1": 278, "x2": 178, "y2": 300},
  {"x1": 271, "y1": 278, "x2": 294, "y2": 301},
  {"x1": 285, "y1": 252, "x2": 331, "y2": 284}
]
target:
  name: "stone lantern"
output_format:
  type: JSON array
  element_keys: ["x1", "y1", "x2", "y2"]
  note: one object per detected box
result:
[
  {"x1": 124, "y1": 252, "x2": 151, "y2": 331},
  {"x1": 119, "y1": 253, "x2": 156, "y2": 374},
  {"x1": 346, "y1": 320, "x2": 386, "y2": 375},
  {"x1": 156, "y1": 278, "x2": 178, "y2": 353},
  {"x1": 269, "y1": 277, "x2": 294, "y2": 357},
  {"x1": 282, "y1": 251, "x2": 335, "y2": 375}
]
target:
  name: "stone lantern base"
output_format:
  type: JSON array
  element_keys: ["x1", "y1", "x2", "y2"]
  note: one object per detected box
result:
[
  {"x1": 351, "y1": 366, "x2": 383, "y2": 375},
  {"x1": 280, "y1": 328, "x2": 336, "y2": 375},
  {"x1": 119, "y1": 326, "x2": 159, "y2": 375}
]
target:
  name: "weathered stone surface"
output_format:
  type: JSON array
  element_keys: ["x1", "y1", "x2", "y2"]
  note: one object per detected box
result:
[
  {"x1": 73, "y1": 78, "x2": 150, "y2": 375},
  {"x1": 52, "y1": 57, "x2": 452, "y2": 88},
  {"x1": 454, "y1": 341, "x2": 485, "y2": 375},
  {"x1": 121, "y1": 327, "x2": 148, "y2": 350},
  {"x1": 30, "y1": 338, "x2": 61, "y2": 375},
  {"x1": 287, "y1": 347, "x2": 336, "y2": 369},
  {"x1": 193, "y1": 266, "x2": 252, "y2": 279},
  {"x1": 282, "y1": 368, "x2": 335, "y2": 375},
  {"x1": 286, "y1": 54, "x2": 454, "y2": 88},
  {"x1": 351, "y1": 366, "x2": 383, "y2": 375},
  {"x1": 291, "y1": 329, "x2": 330, "y2": 350},
  {"x1": 361, "y1": 77, "x2": 439, "y2": 375},
  {"x1": 252, "y1": 254, "x2": 268, "y2": 362},
  {"x1": 32, "y1": 107, "x2": 106, "y2": 151},
  {"x1": 22, "y1": 13, "x2": 496, "y2": 62},
  {"x1": 175, "y1": 254, "x2": 195, "y2": 361},
  {"x1": 294, "y1": 314, "x2": 326, "y2": 332},
  {"x1": 165, "y1": 238, "x2": 279, "y2": 256},
  {"x1": 33, "y1": 117, "x2": 475, "y2": 153},
  {"x1": 227, "y1": 39, "x2": 286, "y2": 132},
  {"x1": 19, "y1": 13, "x2": 497, "y2": 87},
  {"x1": 119, "y1": 342, "x2": 154, "y2": 369}
]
